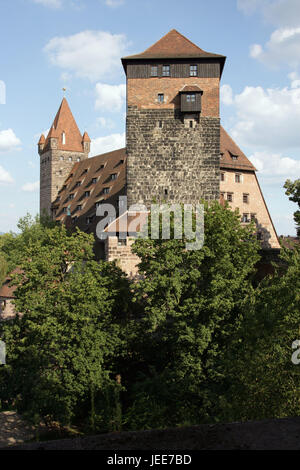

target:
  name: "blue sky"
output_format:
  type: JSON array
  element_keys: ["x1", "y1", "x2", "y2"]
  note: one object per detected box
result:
[{"x1": 0, "y1": 0, "x2": 299, "y2": 235}]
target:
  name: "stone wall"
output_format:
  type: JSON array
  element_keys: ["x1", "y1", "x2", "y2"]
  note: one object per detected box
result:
[
  {"x1": 105, "y1": 236, "x2": 141, "y2": 278},
  {"x1": 126, "y1": 107, "x2": 220, "y2": 208},
  {"x1": 40, "y1": 147, "x2": 88, "y2": 216},
  {"x1": 0, "y1": 298, "x2": 17, "y2": 321}
]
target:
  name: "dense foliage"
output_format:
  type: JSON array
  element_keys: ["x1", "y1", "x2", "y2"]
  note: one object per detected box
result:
[
  {"x1": 284, "y1": 178, "x2": 300, "y2": 236},
  {"x1": 0, "y1": 201, "x2": 299, "y2": 432}
]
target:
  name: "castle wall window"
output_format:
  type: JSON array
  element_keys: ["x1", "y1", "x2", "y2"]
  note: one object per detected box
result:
[
  {"x1": 243, "y1": 193, "x2": 249, "y2": 203},
  {"x1": 251, "y1": 213, "x2": 256, "y2": 221},
  {"x1": 242, "y1": 213, "x2": 250, "y2": 223},
  {"x1": 158, "y1": 120, "x2": 163, "y2": 128},
  {"x1": 151, "y1": 65, "x2": 158, "y2": 76},
  {"x1": 68, "y1": 157, "x2": 72, "y2": 162},
  {"x1": 158, "y1": 93, "x2": 164, "y2": 103},
  {"x1": 162, "y1": 65, "x2": 170, "y2": 76},
  {"x1": 190, "y1": 65, "x2": 198, "y2": 76},
  {"x1": 235, "y1": 174, "x2": 241, "y2": 183},
  {"x1": 60, "y1": 156, "x2": 64, "y2": 161},
  {"x1": 220, "y1": 172, "x2": 225, "y2": 181},
  {"x1": 77, "y1": 157, "x2": 81, "y2": 162},
  {"x1": 62, "y1": 132, "x2": 66, "y2": 145},
  {"x1": 227, "y1": 193, "x2": 233, "y2": 202}
]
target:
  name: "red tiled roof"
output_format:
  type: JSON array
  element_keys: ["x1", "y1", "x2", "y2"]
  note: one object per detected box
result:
[
  {"x1": 220, "y1": 126, "x2": 256, "y2": 172},
  {"x1": 52, "y1": 148, "x2": 126, "y2": 234},
  {"x1": 0, "y1": 268, "x2": 23, "y2": 299},
  {"x1": 122, "y1": 29, "x2": 225, "y2": 60},
  {"x1": 180, "y1": 85, "x2": 203, "y2": 93},
  {"x1": 41, "y1": 98, "x2": 87, "y2": 154}
]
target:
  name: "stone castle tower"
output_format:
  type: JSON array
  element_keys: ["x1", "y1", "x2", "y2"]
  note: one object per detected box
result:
[
  {"x1": 122, "y1": 29, "x2": 226, "y2": 208},
  {"x1": 38, "y1": 98, "x2": 91, "y2": 216}
]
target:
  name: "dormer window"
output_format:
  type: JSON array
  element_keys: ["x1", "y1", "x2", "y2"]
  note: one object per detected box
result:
[
  {"x1": 69, "y1": 193, "x2": 74, "y2": 200},
  {"x1": 92, "y1": 177, "x2": 97, "y2": 184},
  {"x1": 158, "y1": 93, "x2": 164, "y2": 103},
  {"x1": 84, "y1": 191, "x2": 90, "y2": 198},
  {"x1": 180, "y1": 87, "x2": 202, "y2": 113},
  {"x1": 111, "y1": 173, "x2": 117, "y2": 181},
  {"x1": 103, "y1": 187, "x2": 110, "y2": 194},
  {"x1": 75, "y1": 181, "x2": 81, "y2": 188},
  {"x1": 162, "y1": 65, "x2": 170, "y2": 76},
  {"x1": 76, "y1": 205, "x2": 82, "y2": 212},
  {"x1": 62, "y1": 132, "x2": 66, "y2": 145},
  {"x1": 230, "y1": 152, "x2": 238, "y2": 161}
]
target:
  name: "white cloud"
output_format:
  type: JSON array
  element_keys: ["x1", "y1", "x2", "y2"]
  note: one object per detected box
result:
[
  {"x1": 32, "y1": 0, "x2": 62, "y2": 8},
  {"x1": 0, "y1": 129, "x2": 21, "y2": 152},
  {"x1": 227, "y1": 78, "x2": 300, "y2": 151},
  {"x1": 97, "y1": 117, "x2": 115, "y2": 129},
  {"x1": 0, "y1": 166, "x2": 13, "y2": 184},
  {"x1": 105, "y1": 0, "x2": 124, "y2": 6},
  {"x1": 21, "y1": 181, "x2": 40, "y2": 192},
  {"x1": 238, "y1": 0, "x2": 300, "y2": 67},
  {"x1": 220, "y1": 84, "x2": 233, "y2": 105},
  {"x1": 249, "y1": 151, "x2": 300, "y2": 180},
  {"x1": 91, "y1": 132, "x2": 125, "y2": 155},
  {"x1": 95, "y1": 83, "x2": 126, "y2": 112},
  {"x1": 44, "y1": 31, "x2": 130, "y2": 81},
  {"x1": 250, "y1": 27, "x2": 300, "y2": 68}
]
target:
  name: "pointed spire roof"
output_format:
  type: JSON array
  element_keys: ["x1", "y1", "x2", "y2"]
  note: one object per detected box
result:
[
  {"x1": 82, "y1": 131, "x2": 91, "y2": 142},
  {"x1": 122, "y1": 29, "x2": 225, "y2": 60},
  {"x1": 38, "y1": 134, "x2": 45, "y2": 144},
  {"x1": 42, "y1": 98, "x2": 85, "y2": 153}
]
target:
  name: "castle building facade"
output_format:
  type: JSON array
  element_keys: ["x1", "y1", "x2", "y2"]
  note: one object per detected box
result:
[{"x1": 36, "y1": 29, "x2": 279, "y2": 277}]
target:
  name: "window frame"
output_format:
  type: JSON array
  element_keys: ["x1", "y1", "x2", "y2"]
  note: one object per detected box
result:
[
  {"x1": 190, "y1": 64, "x2": 198, "y2": 77},
  {"x1": 162, "y1": 65, "x2": 170, "y2": 77}
]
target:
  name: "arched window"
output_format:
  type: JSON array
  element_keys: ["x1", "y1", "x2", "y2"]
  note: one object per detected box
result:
[{"x1": 62, "y1": 132, "x2": 66, "y2": 145}]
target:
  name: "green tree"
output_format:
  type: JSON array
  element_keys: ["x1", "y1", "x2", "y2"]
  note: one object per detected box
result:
[
  {"x1": 284, "y1": 179, "x2": 300, "y2": 236},
  {"x1": 0, "y1": 223, "x2": 130, "y2": 428},
  {"x1": 219, "y1": 244, "x2": 300, "y2": 422},
  {"x1": 123, "y1": 201, "x2": 261, "y2": 429},
  {"x1": 0, "y1": 253, "x2": 7, "y2": 286}
]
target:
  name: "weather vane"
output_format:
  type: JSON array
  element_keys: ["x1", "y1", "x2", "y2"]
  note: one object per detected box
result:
[{"x1": 62, "y1": 87, "x2": 67, "y2": 97}]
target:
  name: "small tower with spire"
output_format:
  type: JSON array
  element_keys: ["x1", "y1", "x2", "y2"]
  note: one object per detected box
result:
[{"x1": 38, "y1": 98, "x2": 91, "y2": 217}]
